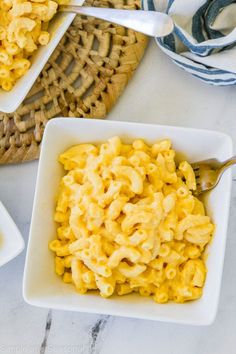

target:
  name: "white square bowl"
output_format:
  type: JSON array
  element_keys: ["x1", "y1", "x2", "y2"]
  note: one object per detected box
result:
[
  {"x1": 0, "y1": 201, "x2": 24, "y2": 267},
  {"x1": 23, "y1": 118, "x2": 233, "y2": 325},
  {"x1": 0, "y1": 0, "x2": 84, "y2": 113}
]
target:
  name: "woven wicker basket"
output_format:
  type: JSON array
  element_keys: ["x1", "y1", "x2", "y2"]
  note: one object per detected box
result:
[{"x1": 0, "y1": 0, "x2": 148, "y2": 164}]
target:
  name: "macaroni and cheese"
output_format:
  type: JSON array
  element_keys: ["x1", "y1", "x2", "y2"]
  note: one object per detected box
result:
[
  {"x1": 0, "y1": 0, "x2": 68, "y2": 91},
  {"x1": 49, "y1": 137, "x2": 214, "y2": 303}
]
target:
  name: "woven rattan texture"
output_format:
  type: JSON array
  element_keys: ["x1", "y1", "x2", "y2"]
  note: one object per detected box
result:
[{"x1": 0, "y1": 0, "x2": 148, "y2": 164}]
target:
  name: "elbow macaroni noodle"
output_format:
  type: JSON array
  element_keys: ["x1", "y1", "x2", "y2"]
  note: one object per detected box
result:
[
  {"x1": 0, "y1": 0, "x2": 68, "y2": 91},
  {"x1": 49, "y1": 137, "x2": 214, "y2": 303}
]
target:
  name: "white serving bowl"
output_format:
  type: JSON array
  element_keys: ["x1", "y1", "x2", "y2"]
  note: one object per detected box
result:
[
  {"x1": 0, "y1": 0, "x2": 84, "y2": 114},
  {"x1": 23, "y1": 118, "x2": 233, "y2": 325},
  {"x1": 0, "y1": 201, "x2": 24, "y2": 267}
]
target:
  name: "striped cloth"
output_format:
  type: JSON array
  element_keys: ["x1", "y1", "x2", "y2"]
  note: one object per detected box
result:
[{"x1": 142, "y1": 0, "x2": 236, "y2": 85}]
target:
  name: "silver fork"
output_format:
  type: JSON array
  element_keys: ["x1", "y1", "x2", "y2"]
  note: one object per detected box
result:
[{"x1": 190, "y1": 157, "x2": 236, "y2": 196}]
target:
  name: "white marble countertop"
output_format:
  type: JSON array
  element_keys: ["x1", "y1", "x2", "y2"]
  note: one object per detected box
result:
[{"x1": 1, "y1": 40, "x2": 236, "y2": 354}]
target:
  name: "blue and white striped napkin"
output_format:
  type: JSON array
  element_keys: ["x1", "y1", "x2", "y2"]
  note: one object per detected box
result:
[{"x1": 142, "y1": 0, "x2": 236, "y2": 85}]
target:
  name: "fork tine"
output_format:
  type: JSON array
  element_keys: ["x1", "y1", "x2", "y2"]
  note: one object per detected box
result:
[{"x1": 192, "y1": 164, "x2": 200, "y2": 170}]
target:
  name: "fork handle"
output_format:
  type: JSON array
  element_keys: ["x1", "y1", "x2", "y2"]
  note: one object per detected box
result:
[
  {"x1": 59, "y1": 6, "x2": 174, "y2": 37},
  {"x1": 221, "y1": 156, "x2": 236, "y2": 171}
]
